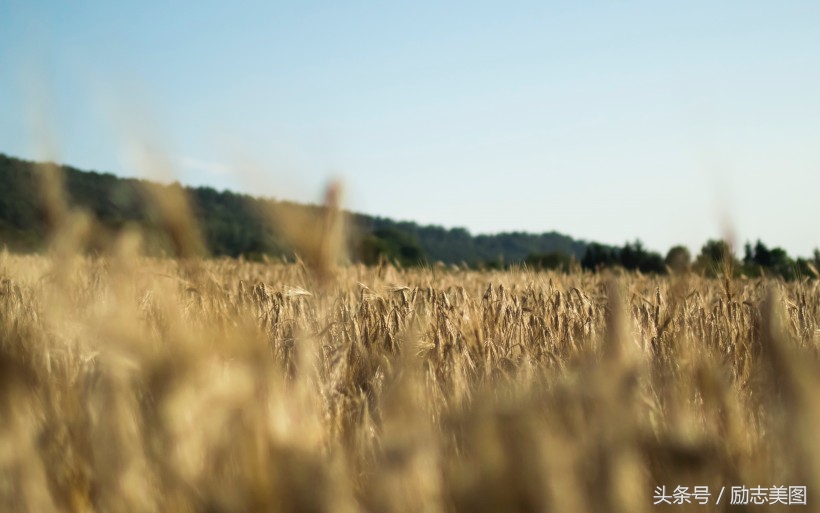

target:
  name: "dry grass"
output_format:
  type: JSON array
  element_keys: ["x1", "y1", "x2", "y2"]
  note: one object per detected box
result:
[{"x1": 0, "y1": 243, "x2": 819, "y2": 512}]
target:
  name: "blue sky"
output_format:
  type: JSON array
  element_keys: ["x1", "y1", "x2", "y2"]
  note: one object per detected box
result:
[{"x1": 2, "y1": 1, "x2": 819, "y2": 256}]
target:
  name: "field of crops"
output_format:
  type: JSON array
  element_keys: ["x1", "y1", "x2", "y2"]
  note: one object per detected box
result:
[{"x1": 1, "y1": 246, "x2": 818, "y2": 512}]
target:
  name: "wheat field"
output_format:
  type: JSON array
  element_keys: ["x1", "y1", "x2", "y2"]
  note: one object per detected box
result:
[{"x1": 1, "y1": 233, "x2": 819, "y2": 512}]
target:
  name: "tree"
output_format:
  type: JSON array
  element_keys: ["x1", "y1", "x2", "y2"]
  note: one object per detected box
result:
[
  {"x1": 581, "y1": 243, "x2": 618, "y2": 271},
  {"x1": 665, "y1": 245, "x2": 691, "y2": 274},
  {"x1": 617, "y1": 240, "x2": 666, "y2": 274},
  {"x1": 694, "y1": 239, "x2": 737, "y2": 277},
  {"x1": 356, "y1": 227, "x2": 426, "y2": 266},
  {"x1": 795, "y1": 249, "x2": 820, "y2": 280},
  {"x1": 742, "y1": 240, "x2": 797, "y2": 280},
  {"x1": 619, "y1": 241, "x2": 644, "y2": 271},
  {"x1": 526, "y1": 251, "x2": 574, "y2": 272}
]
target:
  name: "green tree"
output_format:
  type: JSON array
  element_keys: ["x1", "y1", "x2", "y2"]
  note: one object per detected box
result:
[
  {"x1": 742, "y1": 240, "x2": 797, "y2": 280},
  {"x1": 694, "y1": 239, "x2": 738, "y2": 277},
  {"x1": 355, "y1": 227, "x2": 426, "y2": 266},
  {"x1": 581, "y1": 243, "x2": 619, "y2": 271},
  {"x1": 526, "y1": 251, "x2": 574, "y2": 272},
  {"x1": 665, "y1": 245, "x2": 691, "y2": 274}
]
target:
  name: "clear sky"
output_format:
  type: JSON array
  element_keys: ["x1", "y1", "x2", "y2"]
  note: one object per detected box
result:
[{"x1": 2, "y1": 1, "x2": 819, "y2": 256}]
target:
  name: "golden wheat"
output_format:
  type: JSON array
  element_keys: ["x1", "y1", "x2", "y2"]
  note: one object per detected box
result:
[{"x1": 0, "y1": 241, "x2": 817, "y2": 512}]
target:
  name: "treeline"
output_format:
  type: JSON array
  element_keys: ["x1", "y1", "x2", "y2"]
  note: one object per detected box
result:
[
  {"x1": 1, "y1": 153, "x2": 816, "y2": 278},
  {"x1": 0, "y1": 153, "x2": 591, "y2": 265},
  {"x1": 526, "y1": 239, "x2": 820, "y2": 280},
  {"x1": 358, "y1": 217, "x2": 588, "y2": 266}
]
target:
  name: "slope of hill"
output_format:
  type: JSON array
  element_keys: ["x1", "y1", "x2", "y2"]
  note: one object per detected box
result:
[{"x1": 0, "y1": 153, "x2": 591, "y2": 265}]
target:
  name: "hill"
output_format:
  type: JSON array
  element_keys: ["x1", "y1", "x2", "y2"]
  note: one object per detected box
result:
[{"x1": 0, "y1": 153, "x2": 592, "y2": 265}]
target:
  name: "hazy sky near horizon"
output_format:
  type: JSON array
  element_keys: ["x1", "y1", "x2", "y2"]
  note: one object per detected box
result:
[{"x1": 2, "y1": 1, "x2": 819, "y2": 256}]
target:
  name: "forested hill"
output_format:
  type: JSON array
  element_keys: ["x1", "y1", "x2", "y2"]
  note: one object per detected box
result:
[
  {"x1": 364, "y1": 217, "x2": 587, "y2": 265},
  {"x1": 0, "y1": 153, "x2": 590, "y2": 265}
]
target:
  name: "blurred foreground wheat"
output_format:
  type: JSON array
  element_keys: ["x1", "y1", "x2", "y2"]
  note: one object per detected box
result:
[{"x1": 0, "y1": 243, "x2": 819, "y2": 512}]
